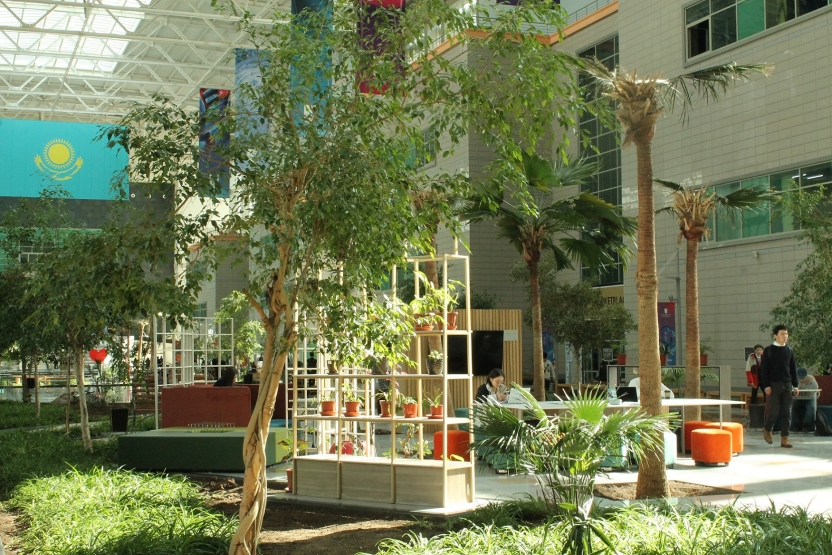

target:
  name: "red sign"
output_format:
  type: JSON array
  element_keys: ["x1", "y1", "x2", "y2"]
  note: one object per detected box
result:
[{"x1": 89, "y1": 348, "x2": 108, "y2": 364}]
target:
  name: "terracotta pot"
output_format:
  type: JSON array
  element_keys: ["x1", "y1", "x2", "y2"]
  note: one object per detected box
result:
[
  {"x1": 616, "y1": 354, "x2": 627, "y2": 365},
  {"x1": 344, "y1": 400, "x2": 361, "y2": 417},
  {"x1": 402, "y1": 402, "x2": 419, "y2": 419},
  {"x1": 285, "y1": 467, "x2": 293, "y2": 493},
  {"x1": 413, "y1": 313, "x2": 434, "y2": 331},
  {"x1": 445, "y1": 311, "x2": 458, "y2": 330},
  {"x1": 660, "y1": 354, "x2": 668, "y2": 366},
  {"x1": 320, "y1": 400, "x2": 336, "y2": 416},
  {"x1": 429, "y1": 405, "x2": 443, "y2": 419},
  {"x1": 379, "y1": 400, "x2": 391, "y2": 417},
  {"x1": 700, "y1": 354, "x2": 708, "y2": 366}
]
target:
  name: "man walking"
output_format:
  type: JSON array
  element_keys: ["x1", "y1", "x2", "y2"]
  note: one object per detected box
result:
[{"x1": 759, "y1": 324, "x2": 798, "y2": 448}]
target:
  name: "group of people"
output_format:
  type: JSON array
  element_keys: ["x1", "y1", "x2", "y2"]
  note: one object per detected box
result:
[{"x1": 748, "y1": 324, "x2": 818, "y2": 448}]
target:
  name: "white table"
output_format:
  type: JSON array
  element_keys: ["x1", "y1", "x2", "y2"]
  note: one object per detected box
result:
[{"x1": 502, "y1": 398, "x2": 745, "y2": 452}]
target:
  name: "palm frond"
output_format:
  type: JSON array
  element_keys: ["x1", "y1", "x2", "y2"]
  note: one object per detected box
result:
[
  {"x1": 666, "y1": 62, "x2": 772, "y2": 123},
  {"x1": 654, "y1": 178, "x2": 685, "y2": 192}
]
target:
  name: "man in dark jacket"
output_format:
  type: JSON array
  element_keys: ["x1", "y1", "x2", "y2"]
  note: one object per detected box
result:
[{"x1": 759, "y1": 324, "x2": 799, "y2": 448}]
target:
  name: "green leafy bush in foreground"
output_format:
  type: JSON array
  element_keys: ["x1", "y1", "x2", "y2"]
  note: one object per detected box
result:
[
  {"x1": 8, "y1": 467, "x2": 235, "y2": 555},
  {"x1": 372, "y1": 502, "x2": 832, "y2": 555},
  {"x1": 0, "y1": 424, "x2": 117, "y2": 499}
]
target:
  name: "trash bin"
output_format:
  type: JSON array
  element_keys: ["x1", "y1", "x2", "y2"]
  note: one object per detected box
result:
[{"x1": 110, "y1": 407, "x2": 130, "y2": 433}]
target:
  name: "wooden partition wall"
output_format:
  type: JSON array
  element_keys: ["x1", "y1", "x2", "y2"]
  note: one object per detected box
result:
[{"x1": 403, "y1": 309, "x2": 523, "y2": 415}]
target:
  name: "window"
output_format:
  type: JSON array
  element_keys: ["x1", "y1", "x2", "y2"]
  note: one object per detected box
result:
[
  {"x1": 410, "y1": 126, "x2": 438, "y2": 168},
  {"x1": 685, "y1": 0, "x2": 829, "y2": 59},
  {"x1": 579, "y1": 36, "x2": 623, "y2": 286},
  {"x1": 194, "y1": 303, "x2": 208, "y2": 318},
  {"x1": 710, "y1": 160, "x2": 832, "y2": 241}
]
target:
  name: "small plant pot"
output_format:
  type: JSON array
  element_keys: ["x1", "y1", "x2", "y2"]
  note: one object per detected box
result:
[
  {"x1": 445, "y1": 311, "x2": 458, "y2": 330},
  {"x1": 414, "y1": 314, "x2": 434, "y2": 331},
  {"x1": 402, "y1": 402, "x2": 419, "y2": 419},
  {"x1": 320, "y1": 400, "x2": 336, "y2": 416},
  {"x1": 285, "y1": 467, "x2": 293, "y2": 493},
  {"x1": 660, "y1": 354, "x2": 668, "y2": 366},
  {"x1": 344, "y1": 401, "x2": 361, "y2": 417},
  {"x1": 327, "y1": 362, "x2": 338, "y2": 375},
  {"x1": 429, "y1": 405, "x2": 444, "y2": 419},
  {"x1": 427, "y1": 360, "x2": 443, "y2": 375},
  {"x1": 379, "y1": 400, "x2": 392, "y2": 417},
  {"x1": 616, "y1": 354, "x2": 627, "y2": 365},
  {"x1": 700, "y1": 354, "x2": 708, "y2": 366}
]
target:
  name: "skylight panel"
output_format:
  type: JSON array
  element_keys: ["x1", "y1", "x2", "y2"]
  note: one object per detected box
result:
[{"x1": 0, "y1": 1, "x2": 146, "y2": 75}]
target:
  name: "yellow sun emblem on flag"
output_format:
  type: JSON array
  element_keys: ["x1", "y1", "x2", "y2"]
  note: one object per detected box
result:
[{"x1": 34, "y1": 138, "x2": 83, "y2": 181}]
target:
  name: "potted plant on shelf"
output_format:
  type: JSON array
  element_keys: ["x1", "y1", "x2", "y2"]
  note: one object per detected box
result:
[
  {"x1": 415, "y1": 271, "x2": 463, "y2": 330},
  {"x1": 277, "y1": 436, "x2": 310, "y2": 493},
  {"x1": 700, "y1": 339, "x2": 712, "y2": 366},
  {"x1": 613, "y1": 339, "x2": 627, "y2": 365},
  {"x1": 376, "y1": 388, "x2": 396, "y2": 417},
  {"x1": 426, "y1": 389, "x2": 444, "y2": 419},
  {"x1": 318, "y1": 391, "x2": 336, "y2": 416},
  {"x1": 659, "y1": 343, "x2": 671, "y2": 366},
  {"x1": 401, "y1": 395, "x2": 419, "y2": 419},
  {"x1": 427, "y1": 350, "x2": 444, "y2": 375},
  {"x1": 343, "y1": 383, "x2": 362, "y2": 417}
]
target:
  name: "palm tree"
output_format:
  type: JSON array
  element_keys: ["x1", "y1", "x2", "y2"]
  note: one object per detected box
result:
[
  {"x1": 473, "y1": 387, "x2": 673, "y2": 555},
  {"x1": 656, "y1": 179, "x2": 776, "y2": 421},
  {"x1": 466, "y1": 153, "x2": 636, "y2": 401},
  {"x1": 580, "y1": 60, "x2": 770, "y2": 498}
]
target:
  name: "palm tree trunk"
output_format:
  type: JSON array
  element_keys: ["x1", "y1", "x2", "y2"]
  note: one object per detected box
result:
[
  {"x1": 632, "y1": 138, "x2": 669, "y2": 499},
  {"x1": 529, "y1": 260, "x2": 545, "y2": 401},
  {"x1": 684, "y1": 238, "x2": 702, "y2": 421},
  {"x1": 74, "y1": 344, "x2": 92, "y2": 452}
]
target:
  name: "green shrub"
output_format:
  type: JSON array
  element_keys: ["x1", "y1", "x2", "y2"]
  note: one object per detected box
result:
[
  {"x1": 8, "y1": 467, "x2": 235, "y2": 555},
  {"x1": 0, "y1": 400, "x2": 92, "y2": 429}
]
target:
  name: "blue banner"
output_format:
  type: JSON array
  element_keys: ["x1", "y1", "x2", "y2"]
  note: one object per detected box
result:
[{"x1": 0, "y1": 119, "x2": 127, "y2": 200}]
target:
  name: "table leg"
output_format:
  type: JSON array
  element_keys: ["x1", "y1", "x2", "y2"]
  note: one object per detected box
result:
[{"x1": 680, "y1": 406, "x2": 686, "y2": 453}]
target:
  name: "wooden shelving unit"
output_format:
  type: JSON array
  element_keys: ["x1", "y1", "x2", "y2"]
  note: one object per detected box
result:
[{"x1": 290, "y1": 251, "x2": 475, "y2": 508}]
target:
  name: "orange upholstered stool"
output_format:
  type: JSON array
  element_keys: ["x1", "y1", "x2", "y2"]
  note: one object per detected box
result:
[
  {"x1": 433, "y1": 430, "x2": 471, "y2": 461},
  {"x1": 690, "y1": 429, "x2": 732, "y2": 466},
  {"x1": 683, "y1": 421, "x2": 710, "y2": 452},
  {"x1": 703, "y1": 422, "x2": 744, "y2": 454}
]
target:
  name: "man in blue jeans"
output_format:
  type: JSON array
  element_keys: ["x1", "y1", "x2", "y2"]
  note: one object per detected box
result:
[{"x1": 759, "y1": 324, "x2": 799, "y2": 448}]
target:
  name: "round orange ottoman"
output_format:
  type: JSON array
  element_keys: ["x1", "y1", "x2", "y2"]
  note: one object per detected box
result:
[
  {"x1": 703, "y1": 422, "x2": 744, "y2": 454},
  {"x1": 433, "y1": 430, "x2": 471, "y2": 461},
  {"x1": 683, "y1": 421, "x2": 710, "y2": 452},
  {"x1": 691, "y1": 429, "x2": 732, "y2": 466}
]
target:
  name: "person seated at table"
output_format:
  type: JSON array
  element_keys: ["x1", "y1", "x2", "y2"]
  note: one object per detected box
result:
[
  {"x1": 628, "y1": 370, "x2": 675, "y2": 400},
  {"x1": 791, "y1": 367, "x2": 818, "y2": 433},
  {"x1": 476, "y1": 368, "x2": 509, "y2": 402},
  {"x1": 214, "y1": 367, "x2": 238, "y2": 387}
]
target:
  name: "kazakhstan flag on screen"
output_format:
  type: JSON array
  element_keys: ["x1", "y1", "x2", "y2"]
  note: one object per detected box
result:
[{"x1": 0, "y1": 119, "x2": 127, "y2": 200}]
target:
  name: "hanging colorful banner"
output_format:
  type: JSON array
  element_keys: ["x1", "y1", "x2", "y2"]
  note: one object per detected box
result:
[
  {"x1": 658, "y1": 301, "x2": 677, "y2": 366},
  {"x1": 235, "y1": 48, "x2": 270, "y2": 137},
  {"x1": 0, "y1": 119, "x2": 126, "y2": 200},
  {"x1": 199, "y1": 88, "x2": 231, "y2": 197},
  {"x1": 357, "y1": 0, "x2": 406, "y2": 95}
]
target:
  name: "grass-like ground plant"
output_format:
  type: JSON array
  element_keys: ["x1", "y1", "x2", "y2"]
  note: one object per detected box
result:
[
  {"x1": 7, "y1": 467, "x2": 235, "y2": 555},
  {"x1": 0, "y1": 399, "x2": 107, "y2": 430},
  {"x1": 370, "y1": 501, "x2": 832, "y2": 555},
  {"x1": 0, "y1": 422, "x2": 117, "y2": 498}
]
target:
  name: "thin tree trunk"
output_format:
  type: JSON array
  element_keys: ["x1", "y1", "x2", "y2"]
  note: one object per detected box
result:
[
  {"x1": 529, "y1": 261, "x2": 545, "y2": 401},
  {"x1": 684, "y1": 238, "x2": 702, "y2": 421},
  {"x1": 65, "y1": 356, "x2": 71, "y2": 434},
  {"x1": 21, "y1": 358, "x2": 30, "y2": 403},
  {"x1": 33, "y1": 355, "x2": 40, "y2": 420},
  {"x1": 633, "y1": 138, "x2": 669, "y2": 499},
  {"x1": 231, "y1": 296, "x2": 295, "y2": 555},
  {"x1": 74, "y1": 344, "x2": 92, "y2": 452}
]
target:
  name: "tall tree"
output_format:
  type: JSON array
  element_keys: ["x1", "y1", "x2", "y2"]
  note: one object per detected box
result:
[
  {"x1": 656, "y1": 179, "x2": 775, "y2": 421},
  {"x1": 766, "y1": 187, "x2": 832, "y2": 368},
  {"x1": 466, "y1": 153, "x2": 636, "y2": 400},
  {"x1": 581, "y1": 60, "x2": 770, "y2": 498}
]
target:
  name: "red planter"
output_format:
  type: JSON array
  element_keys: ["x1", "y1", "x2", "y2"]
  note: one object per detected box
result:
[
  {"x1": 402, "y1": 403, "x2": 418, "y2": 419},
  {"x1": 616, "y1": 354, "x2": 627, "y2": 365},
  {"x1": 344, "y1": 401, "x2": 361, "y2": 417},
  {"x1": 660, "y1": 354, "x2": 668, "y2": 366},
  {"x1": 285, "y1": 467, "x2": 293, "y2": 493},
  {"x1": 320, "y1": 400, "x2": 336, "y2": 416},
  {"x1": 429, "y1": 405, "x2": 444, "y2": 419},
  {"x1": 700, "y1": 354, "x2": 709, "y2": 366},
  {"x1": 379, "y1": 400, "x2": 391, "y2": 417}
]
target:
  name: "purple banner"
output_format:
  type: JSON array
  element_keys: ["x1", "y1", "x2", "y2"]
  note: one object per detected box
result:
[{"x1": 658, "y1": 301, "x2": 676, "y2": 365}]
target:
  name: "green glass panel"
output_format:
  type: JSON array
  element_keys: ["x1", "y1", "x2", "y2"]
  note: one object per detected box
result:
[
  {"x1": 687, "y1": 0, "x2": 711, "y2": 23},
  {"x1": 713, "y1": 0, "x2": 736, "y2": 11},
  {"x1": 770, "y1": 169, "x2": 798, "y2": 233},
  {"x1": 766, "y1": 0, "x2": 795, "y2": 28},
  {"x1": 712, "y1": 6, "x2": 738, "y2": 49},
  {"x1": 800, "y1": 161, "x2": 832, "y2": 190},
  {"x1": 715, "y1": 182, "x2": 741, "y2": 241},
  {"x1": 738, "y1": 0, "x2": 766, "y2": 39},
  {"x1": 741, "y1": 176, "x2": 770, "y2": 238}
]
